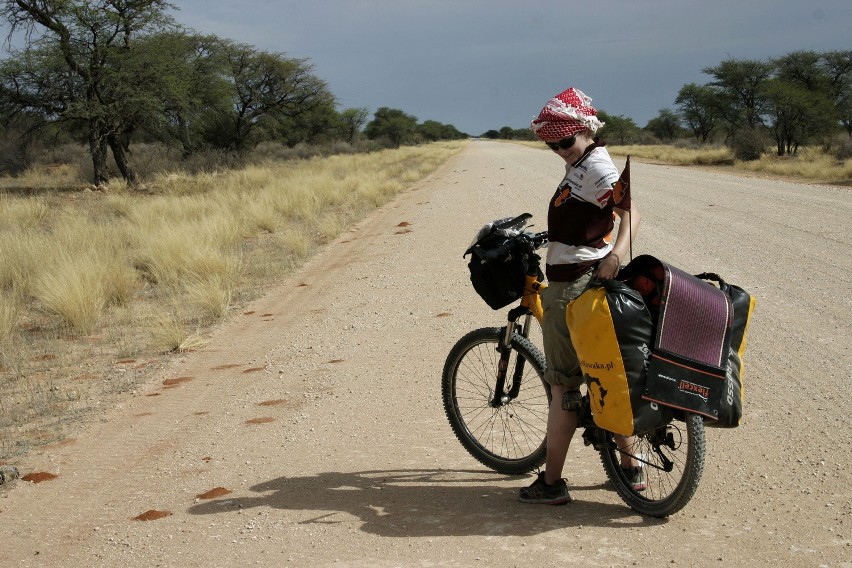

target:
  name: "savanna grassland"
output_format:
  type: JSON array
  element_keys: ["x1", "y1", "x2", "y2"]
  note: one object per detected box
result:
[
  {"x1": 609, "y1": 144, "x2": 852, "y2": 185},
  {"x1": 0, "y1": 141, "x2": 465, "y2": 461}
]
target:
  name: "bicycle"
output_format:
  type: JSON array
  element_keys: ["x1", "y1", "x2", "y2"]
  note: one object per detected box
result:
[{"x1": 441, "y1": 213, "x2": 705, "y2": 518}]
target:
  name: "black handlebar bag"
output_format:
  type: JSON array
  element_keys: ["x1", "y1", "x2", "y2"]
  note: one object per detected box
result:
[
  {"x1": 630, "y1": 256, "x2": 755, "y2": 427},
  {"x1": 465, "y1": 235, "x2": 528, "y2": 310},
  {"x1": 464, "y1": 214, "x2": 544, "y2": 310}
]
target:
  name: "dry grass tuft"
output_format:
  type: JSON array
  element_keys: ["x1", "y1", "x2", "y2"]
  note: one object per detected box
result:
[
  {"x1": 35, "y1": 254, "x2": 109, "y2": 335},
  {"x1": 151, "y1": 311, "x2": 208, "y2": 353},
  {"x1": 1, "y1": 196, "x2": 51, "y2": 229}
]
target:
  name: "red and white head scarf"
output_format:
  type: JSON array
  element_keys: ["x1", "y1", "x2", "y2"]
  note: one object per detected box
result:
[{"x1": 531, "y1": 87, "x2": 604, "y2": 141}]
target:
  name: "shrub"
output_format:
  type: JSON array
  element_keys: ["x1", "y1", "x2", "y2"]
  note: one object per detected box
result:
[
  {"x1": 0, "y1": 120, "x2": 44, "y2": 176},
  {"x1": 832, "y1": 137, "x2": 852, "y2": 161},
  {"x1": 731, "y1": 128, "x2": 769, "y2": 161}
]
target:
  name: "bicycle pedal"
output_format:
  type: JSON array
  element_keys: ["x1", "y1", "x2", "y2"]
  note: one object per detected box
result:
[{"x1": 561, "y1": 390, "x2": 582, "y2": 412}]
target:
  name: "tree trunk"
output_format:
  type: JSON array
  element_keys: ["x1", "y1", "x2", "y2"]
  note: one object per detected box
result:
[
  {"x1": 88, "y1": 126, "x2": 110, "y2": 187},
  {"x1": 108, "y1": 134, "x2": 138, "y2": 186},
  {"x1": 177, "y1": 114, "x2": 194, "y2": 158}
]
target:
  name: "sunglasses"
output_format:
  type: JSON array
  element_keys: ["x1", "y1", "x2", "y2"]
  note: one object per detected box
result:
[{"x1": 546, "y1": 136, "x2": 577, "y2": 152}]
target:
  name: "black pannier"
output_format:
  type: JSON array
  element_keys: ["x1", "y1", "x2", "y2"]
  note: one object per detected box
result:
[
  {"x1": 618, "y1": 255, "x2": 755, "y2": 428},
  {"x1": 464, "y1": 214, "x2": 537, "y2": 310}
]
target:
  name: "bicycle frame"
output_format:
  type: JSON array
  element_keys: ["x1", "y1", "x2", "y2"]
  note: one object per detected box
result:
[{"x1": 492, "y1": 271, "x2": 546, "y2": 407}]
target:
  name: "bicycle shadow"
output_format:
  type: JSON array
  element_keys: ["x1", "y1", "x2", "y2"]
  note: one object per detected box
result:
[{"x1": 187, "y1": 469, "x2": 666, "y2": 536}]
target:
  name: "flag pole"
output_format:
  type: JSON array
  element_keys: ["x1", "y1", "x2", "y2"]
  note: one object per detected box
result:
[{"x1": 627, "y1": 155, "x2": 633, "y2": 262}]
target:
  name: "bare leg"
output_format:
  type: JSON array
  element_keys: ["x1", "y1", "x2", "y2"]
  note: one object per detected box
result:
[
  {"x1": 614, "y1": 435, "x2": 640, "y2": 468},
  {"x1": 543, "y1": 384, "x2": 578, "y2": 484}
]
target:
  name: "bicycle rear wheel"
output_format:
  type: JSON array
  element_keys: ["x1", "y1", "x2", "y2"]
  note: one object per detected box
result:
[
  {"x1": 442, "y1": 327, "x2": 550, "y2": 474},
  {"x1": 597, "y1": 413, "x2": 706, "y2": 517}
]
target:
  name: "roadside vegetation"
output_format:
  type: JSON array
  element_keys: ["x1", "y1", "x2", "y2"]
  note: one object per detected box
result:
[
  {"x1": 607, "y1": 144, "x2": 852, "y2": 186},
  {"x1": 0, "y1": 141, "x2": 464, "y2": 461},
  {"x1": 515, "y1": 141, "x2": 852, "y2": 185}
]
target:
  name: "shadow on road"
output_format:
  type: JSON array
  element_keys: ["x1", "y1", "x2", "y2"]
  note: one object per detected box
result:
[{"x1": 187, "y1": 468, "x2": 664, "y2": 536}]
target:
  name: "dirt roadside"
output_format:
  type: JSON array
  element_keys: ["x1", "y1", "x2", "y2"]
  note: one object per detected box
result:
[{"x1": 0, "y1": 140, "x2": 850, "y2": 567}]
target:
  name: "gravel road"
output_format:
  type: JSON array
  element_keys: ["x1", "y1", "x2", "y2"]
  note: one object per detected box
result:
[{"x1": 1, "y1": 140, "x2": 850, "y2": 567}]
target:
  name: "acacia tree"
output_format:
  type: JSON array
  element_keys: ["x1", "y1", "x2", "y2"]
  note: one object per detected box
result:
[
  {"x1": 764, "y1": 80, "x2": 826, "y2": 155},
  {"x1": 131, "y1": 32, "x2": 232, "y2": 157},
  {"x1": 769, "y1": 51, "x2": 840, "y2": 152},
  {"x1": 205, "y1": 41, "x2": 333, "y2": 150},
  {"x1": 418, "y1": 119, "x2": 465, "y2": 142},
  {"x1": 645, "y1": 108, "x2": 683, "y2": 142},
  {"x1": 2, "y1": 0, "x2": 175, "y2": 186},
  {"x1": 679, "y1": 52, "x2": 850, "y2": 149},
  {"x1": 703, "y1": 58, "x2": 773, "y2": 131},
  {"x1": 0, "y1": 44, "x2": 68, "y2": 121},
  {"x1": 365, "y1": 107, "x2": 418, "y2": 148},
  {"x1": 337, "y1": 107, "x2": 369, "y2": 143},
  {"x1": 821, "y1": 50, "x2": 852, "y2": 138},
  {"x1": 675, "y1": 83, "x2": 724, "y2": 143},
  {"x1": 274, "y1": 97, "x2": 340, "y2": 145},
  {"x1": 597, "y1": 111, "x2": 641, "y2": 144}
]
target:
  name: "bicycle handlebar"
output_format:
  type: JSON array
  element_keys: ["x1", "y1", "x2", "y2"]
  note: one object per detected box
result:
[
  {"x1": 466, "y1": 214, "x2": 548, "y2": 262},
  {"x1": 470, "y1": 229, "x2": 548, "y2": 262},
  {"x1": 494, "y1": 212, "x2": 533, "y2": 231}
]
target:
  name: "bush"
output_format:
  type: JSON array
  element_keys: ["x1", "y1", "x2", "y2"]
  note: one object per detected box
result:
[
  {"x1": 0, "y1": 117, "x2": 48, "y2": 176},
  {"x1": 731, "y1": 128, "x2": 769, "y2": 161},
  {"x1": 831, "y1": 137, "x2": 852, "y2": 161},
  {"x1": 179, "y1": 148, "x2": 247, "y2": 175}
]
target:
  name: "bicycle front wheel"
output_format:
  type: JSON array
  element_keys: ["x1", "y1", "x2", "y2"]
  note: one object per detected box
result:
[
  {"x1": 442, "y1": 327, "x2": 550, "y2": 474},
  {"x1": 598, "y1": 413, "x2": 706, "y2": 518}
]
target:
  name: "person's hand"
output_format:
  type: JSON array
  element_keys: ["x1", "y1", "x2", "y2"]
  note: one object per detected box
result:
[{"x1": 595, "y1": 253, "x2": 621, "y2": 280}]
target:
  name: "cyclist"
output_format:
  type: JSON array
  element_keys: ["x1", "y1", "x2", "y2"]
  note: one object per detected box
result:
[{"x1": 519, "y1": 87, "x2": 644, "y2": 505}]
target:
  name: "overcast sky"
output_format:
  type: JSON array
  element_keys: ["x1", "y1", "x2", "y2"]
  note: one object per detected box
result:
[{"x1": 166, "y1": 1, "x2": 850, "y2": 136}]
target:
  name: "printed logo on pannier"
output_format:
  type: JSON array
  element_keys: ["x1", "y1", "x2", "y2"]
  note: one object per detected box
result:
[
  {"x1": 586, "y1": 375, "x2": 609, "y2": 414},
  {"x1": 677, "y1": 379, "x2": 710, "y2": 401},
  {"x1": 579, "y1": 358, "x2": 615, "y2": 373},
  {"x1": 725, "y1": 368, "x2": 736, "y2": 405},
  {"x1": 638, "y1": 343, "x2": 651, "y2": 370}
]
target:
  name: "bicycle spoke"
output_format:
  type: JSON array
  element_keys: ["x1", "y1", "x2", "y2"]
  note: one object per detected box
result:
[
  {"x1": 443, "y1": 328, "x2": 549, "y2": 474},
  {"x1": 598, "y1": 415, "x2": 705, "y2": 517}
]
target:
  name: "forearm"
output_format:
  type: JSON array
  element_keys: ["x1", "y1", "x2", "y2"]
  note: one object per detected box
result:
[{"x1": 610, "y1": 204, "x2": 641, "y2": 263}]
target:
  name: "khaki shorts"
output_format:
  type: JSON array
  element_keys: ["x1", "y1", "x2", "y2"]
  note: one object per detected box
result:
[{"x1": 541, "y1": 273, "x2": 594, "y2": 388}]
